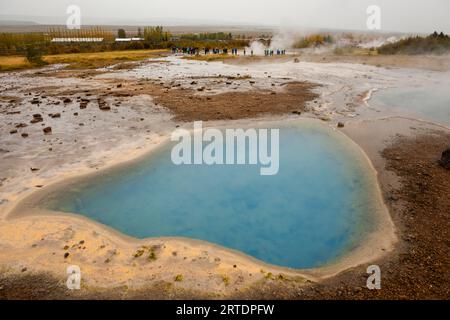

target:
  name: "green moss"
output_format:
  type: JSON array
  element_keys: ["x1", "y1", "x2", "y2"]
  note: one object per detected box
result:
[
  {"x1": 222, "y1": 275, "x2": 230, "y2": 286},
  {"x1": 174, "y1": 274, "x2": 184, "y2": 282}
]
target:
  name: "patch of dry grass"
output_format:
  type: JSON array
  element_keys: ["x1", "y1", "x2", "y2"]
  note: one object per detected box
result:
[
  {"x1": 0, "y1": 56, "x2": 32, "y2": 71},
  {"x1": 0, "y1": 49, "x2": 169, "y2": 71},
  {"x1": 43, "y1": 49, "x2": 169, "y2": 69}
]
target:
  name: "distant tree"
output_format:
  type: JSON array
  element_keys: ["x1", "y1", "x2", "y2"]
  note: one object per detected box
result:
[
  {"x1": 25, "y1": 44, "x2": 47, "y2": 66},
  {"x1": 137, "y1": 27, "x2": 142, "y2": 38},
  {"x1": 117, "y1": 29, "x2": 126, "y2": 38},
  {"x1": 143, "y1": 26, "x2": 171, "y2": 45}
]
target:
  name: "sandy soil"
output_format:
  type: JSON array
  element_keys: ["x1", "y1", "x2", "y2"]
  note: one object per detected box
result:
[{"x1": 0, "y1": 54, "x2": 449, "y2": 299}]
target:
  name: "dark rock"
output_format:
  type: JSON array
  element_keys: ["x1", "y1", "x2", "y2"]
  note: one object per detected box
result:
[
  {"x1": 64, "y1": 252, "x2": 70, "y2": 259},
  {"x1": 30, "y1": 114, "x2": 43, "y2": 124},
  {"x1": 338, "y1": 122, "x2": 345, "y2": 128},
  {"x1": 30, "y1": 118, "x2": 43, "y2": 124},
  {"x1": 21, "y1": 133, "x2": 29, "y2": 138},
  {"x1": 9, "y1": 129, "x2": 18, "y2": 134},
  {"x1": 30, "y1": 167, "x2": 40, "y2": 172},
  {"x1": 15, "y1": 123, "x2": 27, "y2": 128},
  {"x1": 63, "y1": 98, "x2": 72, "y2": 104},
  {"x1": 43, "y1": 127, "x2": 52, "y2": 135},
  {"x1": 50, "y1": 113, "x2": 61, "y2": 118},
  {"x1": 98, "y1": 99, "x2": 110, "y2": 111},
  {"x1": 439, "y1": 149, "x2": 450, "y2": 170}
]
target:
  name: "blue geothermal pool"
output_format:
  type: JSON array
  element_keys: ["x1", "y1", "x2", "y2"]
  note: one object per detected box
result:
[{"x1": 42, "y1": 123, "x2": 378, "y2": 269}]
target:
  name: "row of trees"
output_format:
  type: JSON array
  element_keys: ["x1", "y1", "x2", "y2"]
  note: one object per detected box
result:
[
  {"x1": 378, "y1": 32, "x2": 450, "y2": 55},
  {"x1": 293, "y1": 34, "x2": 334, "y2": 49},
  {"x1": 0, "y1": 26, "x2": 251, "y2": 57},
  {"x1": 180, "y1": 32, "x2": 233, "y2": 41}
]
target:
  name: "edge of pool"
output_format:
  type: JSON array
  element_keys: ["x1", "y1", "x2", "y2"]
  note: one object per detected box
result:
[{"x1": 4, "y1": 116, "x2": 398, "y2": 283}]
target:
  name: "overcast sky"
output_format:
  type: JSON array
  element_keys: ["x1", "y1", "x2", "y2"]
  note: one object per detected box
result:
[{"x1": 1, "y1": 0, "x2": 449, "y2": 33}]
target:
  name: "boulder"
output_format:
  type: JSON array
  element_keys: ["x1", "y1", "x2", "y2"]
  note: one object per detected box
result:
[
  {"x1": 439, "y1": 149, "x2": 450, "y2": 170},
  {"x1": 338, "y1": 122, "x2": 345, "y2": 128}
]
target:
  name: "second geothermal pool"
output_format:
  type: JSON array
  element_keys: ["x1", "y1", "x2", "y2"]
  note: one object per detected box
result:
[
  {"x1": 372, "y1": 83, "x2": 450, "y2": 126},
  {"x1": 41, "y1": 123, "x2": 379, "y2": 269}
]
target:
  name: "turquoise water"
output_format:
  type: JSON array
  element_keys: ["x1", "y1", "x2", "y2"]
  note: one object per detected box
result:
[
  {"x1": 373, "y1": 84, "x2": 450, "y2": 126},
  {"x1": 43, "y1": 124, "x2": 376, "y2": 269}
]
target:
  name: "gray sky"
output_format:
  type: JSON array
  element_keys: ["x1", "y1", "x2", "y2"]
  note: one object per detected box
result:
[{"x1": 1, "y1": 0, "x2": 449, "y2": 33}]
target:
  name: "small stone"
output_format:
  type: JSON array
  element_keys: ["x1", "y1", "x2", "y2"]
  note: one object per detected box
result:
[
  {"x1": 439, "y1": 149, "x2": 450, "y2": 170},
  {"x1": 21, "y1": 133, "x2": 29, "y2": 138},
  {"x1": 43, "y1": 127, "x2": 52, "y2": 135},
  {"x1": 64, "y1": 252, "x2": 70, "y2": 259},
  {"x1": 9, "y1": 129, "x2": 18, "y2": 134},
  {"x1": 338, "y1": 122, "x2": 345, "y2": 128}
]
